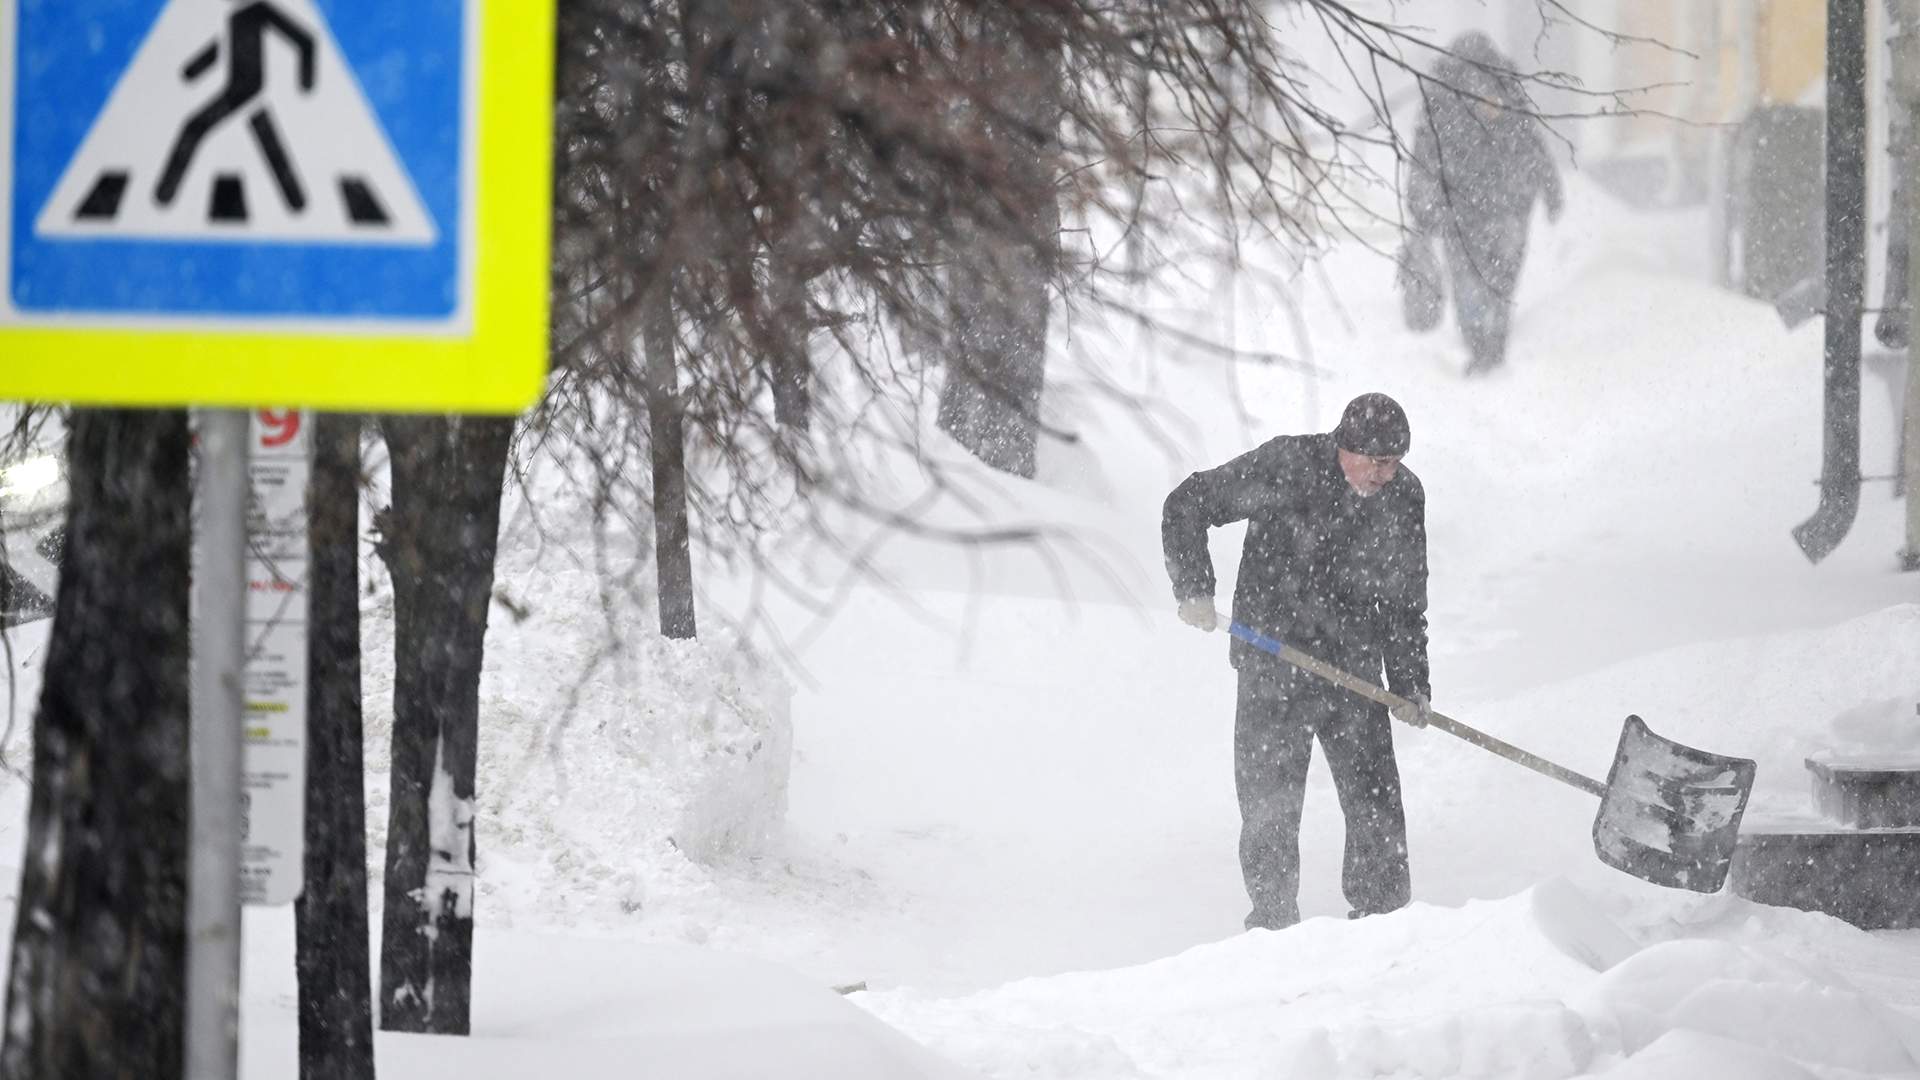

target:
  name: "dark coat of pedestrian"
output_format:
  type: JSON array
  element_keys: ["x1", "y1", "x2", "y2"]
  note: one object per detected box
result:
[
  {"x1": 1162, "y1": 393, "x2": 1431, "y2": 931},
  {"x1": 1404, "y1": 32, "x2": 1563, "y2": 374}
]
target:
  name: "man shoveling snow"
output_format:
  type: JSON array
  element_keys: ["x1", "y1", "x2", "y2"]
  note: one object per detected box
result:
[{"x1": 1163, "y1": 393, "x2": 1432, "y2": 930}]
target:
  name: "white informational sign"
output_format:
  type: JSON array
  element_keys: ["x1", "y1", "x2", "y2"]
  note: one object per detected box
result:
[{"x1": 240, "y1": 409, "x2": 309, "y2": 906}]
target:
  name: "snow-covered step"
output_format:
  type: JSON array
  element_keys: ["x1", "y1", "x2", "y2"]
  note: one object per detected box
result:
[
  {"x1": 1807, "y1": 753, "x2": 1920, "y2": 829},
  {"x1": 1730, "y1": 814, "x2": 1920, "y2": 930}
]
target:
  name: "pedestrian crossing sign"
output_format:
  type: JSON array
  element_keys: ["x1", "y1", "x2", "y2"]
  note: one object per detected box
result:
[{"x1": 0, "y1": 0, "x2": 553, "y2": 412}]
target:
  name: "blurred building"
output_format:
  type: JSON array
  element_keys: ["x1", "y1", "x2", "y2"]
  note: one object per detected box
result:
[{"x1": 1506, "y1": 1, "x2": 1894, "y2": 300}]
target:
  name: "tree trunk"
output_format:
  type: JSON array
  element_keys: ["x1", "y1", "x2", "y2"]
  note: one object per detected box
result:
[
  {"x1": 936, "y1": 20, "x2": 1062, "y2": 479},
  {"x1": 374, "y1": 415, "x2": 513, "y2": 1036},
  {"x1": 644, "y1": 287, "x2": 697, "y2": 640},
  {"x1": 0, "y1": 410, "x2": 191, "y2": 1080},
  {"x1": 296, "y1": 414, "x2": 376, "y2": 1077},
  {"x1": 767, "y1": 209, "x2": 814, "y2": 431},
  {"x1": 767, "y1": 291, "x2": 813, "y2": 431}
]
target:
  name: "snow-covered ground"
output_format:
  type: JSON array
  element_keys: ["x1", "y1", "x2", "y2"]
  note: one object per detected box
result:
[{"x1": 3, "y1": 175, "x2": 1920, "y2": 1078}]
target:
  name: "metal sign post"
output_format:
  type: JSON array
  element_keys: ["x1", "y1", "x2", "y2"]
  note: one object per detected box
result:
[
  {"x1": 188, "y1": 409, "x2": 249, "y2": 1080},
  {"x1": 1907, "y1": 345, "x2": 1920, "y2": 569},
  {"x1": 1898, "y1": 0, "x2": 1920, "y2": 571}
]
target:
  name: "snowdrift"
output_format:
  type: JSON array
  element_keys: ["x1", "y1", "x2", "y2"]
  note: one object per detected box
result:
[{"x1": 857, "y1": 877, "x2": 1920, "y2": 1080}]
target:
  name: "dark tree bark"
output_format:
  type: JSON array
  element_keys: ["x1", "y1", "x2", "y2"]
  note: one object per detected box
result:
[
  {"x1": 374, "y1": 415, "x2": 513, "y2": 1036},
  {"x1": 295, "y1": 414, "x2": 375, "y2": 1078},
  {"x1": 766, "y1": 241, "x2": 813, "y2": 432},
  {"x1": 936, "y1": 19, "x2": 1063, "y2": 480},
  {"x1": 644, "y1": 287, "x2": 697, "y2": 640},
  {"x1": 764, "y1": 190, "x2": 826, "y2": 432},
  {"x1": 0, "y1": 410, "x2": 191, "y2": 1080}
]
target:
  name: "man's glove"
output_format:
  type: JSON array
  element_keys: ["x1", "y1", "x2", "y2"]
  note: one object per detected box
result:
[
  {"x1": 1176, "y1": 597, "x2": 1217, "y2": 632},
  {"x1": 1391, "y1": 692, "x2": 1432, "y2": 729}
]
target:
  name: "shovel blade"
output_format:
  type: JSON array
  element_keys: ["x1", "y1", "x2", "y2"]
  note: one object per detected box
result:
[{"x1": 1591, "y1": 716, "x2": 1757, "y2": 892}]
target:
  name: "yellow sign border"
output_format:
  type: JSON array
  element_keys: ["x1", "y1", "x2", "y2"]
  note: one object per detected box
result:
[{"x1": 0, "y1": 3, "x2": 554, "y2": 415}]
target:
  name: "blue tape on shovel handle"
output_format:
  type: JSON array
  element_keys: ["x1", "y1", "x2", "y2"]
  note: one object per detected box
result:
[{"x1": 1228, "y1": 621, "x2": 1285, "y2": 656}]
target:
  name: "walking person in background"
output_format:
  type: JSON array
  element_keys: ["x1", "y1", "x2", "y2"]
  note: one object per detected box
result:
[
  {"x1": 1402, "y1": 32, "x2": 1563, "y2": 375},
  {"x1": 1162, "y1": 394, "x2": 1432, "y2": 931}
]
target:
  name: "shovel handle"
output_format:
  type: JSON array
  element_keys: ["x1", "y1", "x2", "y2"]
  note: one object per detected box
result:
[{"x1": 1225, "y1": 620, "x2": 1607, "y2": 798}]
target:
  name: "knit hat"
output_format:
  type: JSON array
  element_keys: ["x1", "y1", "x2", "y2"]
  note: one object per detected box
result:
[{"x1": 1334, "y1": 393, "x2": 1410, "y2": 457}]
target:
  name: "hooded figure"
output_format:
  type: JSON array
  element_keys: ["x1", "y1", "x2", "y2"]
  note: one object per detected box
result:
[
  {"x1": 1404, "y1": 32, "x2": 1563, "y2": 373},
  {"x1": 1163, "y1": 394, "x2": 1431, "y2": 930}
]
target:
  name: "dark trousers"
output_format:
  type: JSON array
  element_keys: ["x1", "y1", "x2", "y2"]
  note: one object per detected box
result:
[
  {"x1": 1443, "y1": 214, "x2": 1527, "y2": 373},
  {"x1": 1235, "y1": 660, "x2": 1410, "y2": 926}
]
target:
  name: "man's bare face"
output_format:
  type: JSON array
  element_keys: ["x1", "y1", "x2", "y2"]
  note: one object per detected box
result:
[{"x1": 1338, "y1": 448, "x2": 1401, "y2": 497}]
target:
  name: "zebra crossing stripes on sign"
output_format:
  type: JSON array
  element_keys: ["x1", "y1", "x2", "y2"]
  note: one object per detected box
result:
[{"x1": 38, "y1": 0, "x2": 435, "y2": 243}]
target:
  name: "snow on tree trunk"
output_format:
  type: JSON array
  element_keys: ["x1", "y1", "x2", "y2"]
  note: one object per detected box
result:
[
  {"x1": 936, "y1": 18, "x2": 1062, "y2": 480},
  {"x1": 374, "y1": 415, "x2": 511, "y2": 1036},
  {"x1": 0, "y1": 410, "x2": 191, "y2": 1080},
  {"x1": 425, "y1": 733, "x2": 476, "y2": 915},
  {"x1": 295, "y1": 414, "x2": 375, "y2": 1078}
]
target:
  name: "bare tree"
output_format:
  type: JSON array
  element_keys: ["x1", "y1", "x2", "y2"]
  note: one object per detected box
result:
[
  {"x1": 644, "y1": 287, "x2": 697, "y2": 639},
  {"x1": 373, "y1": 416, "x2": 514, "y2": 1036},
  {"x1": 0, "y1": 411, "x2": 191, "y2": 1080},
  {"x1": 295, "y1": 414, "x2": 375, "y2": 1079},
  {"x1": 934, "y1": 11, "x2": 1064, "y2": 477},
  {"x1": 538, "y1": 1, "x2": 1600, "y2": 612}
]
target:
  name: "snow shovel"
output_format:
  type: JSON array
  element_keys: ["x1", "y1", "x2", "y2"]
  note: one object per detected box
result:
[{"x1": 1222, "y1": 618, "x2": 1758, "y2": 893}]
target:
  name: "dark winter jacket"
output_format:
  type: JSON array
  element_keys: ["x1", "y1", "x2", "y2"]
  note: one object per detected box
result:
[
  {"x1": 1408, "y1": 33, "x2": 1562, "y2": 237},
  {"x1": 1162, "y1": 433, "x2": 1430, "y2": 700}
]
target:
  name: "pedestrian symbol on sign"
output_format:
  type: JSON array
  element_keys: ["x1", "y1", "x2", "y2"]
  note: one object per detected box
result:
[
  {"x1": 1, "y1": 0, "x2": 553, "y2": 412},
  {"x1": 35, "y1": 0, "x2": 435, "y2": 244},
  {"x1": 156, "y1": 1, "x2": 317, "y2": 217}
]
